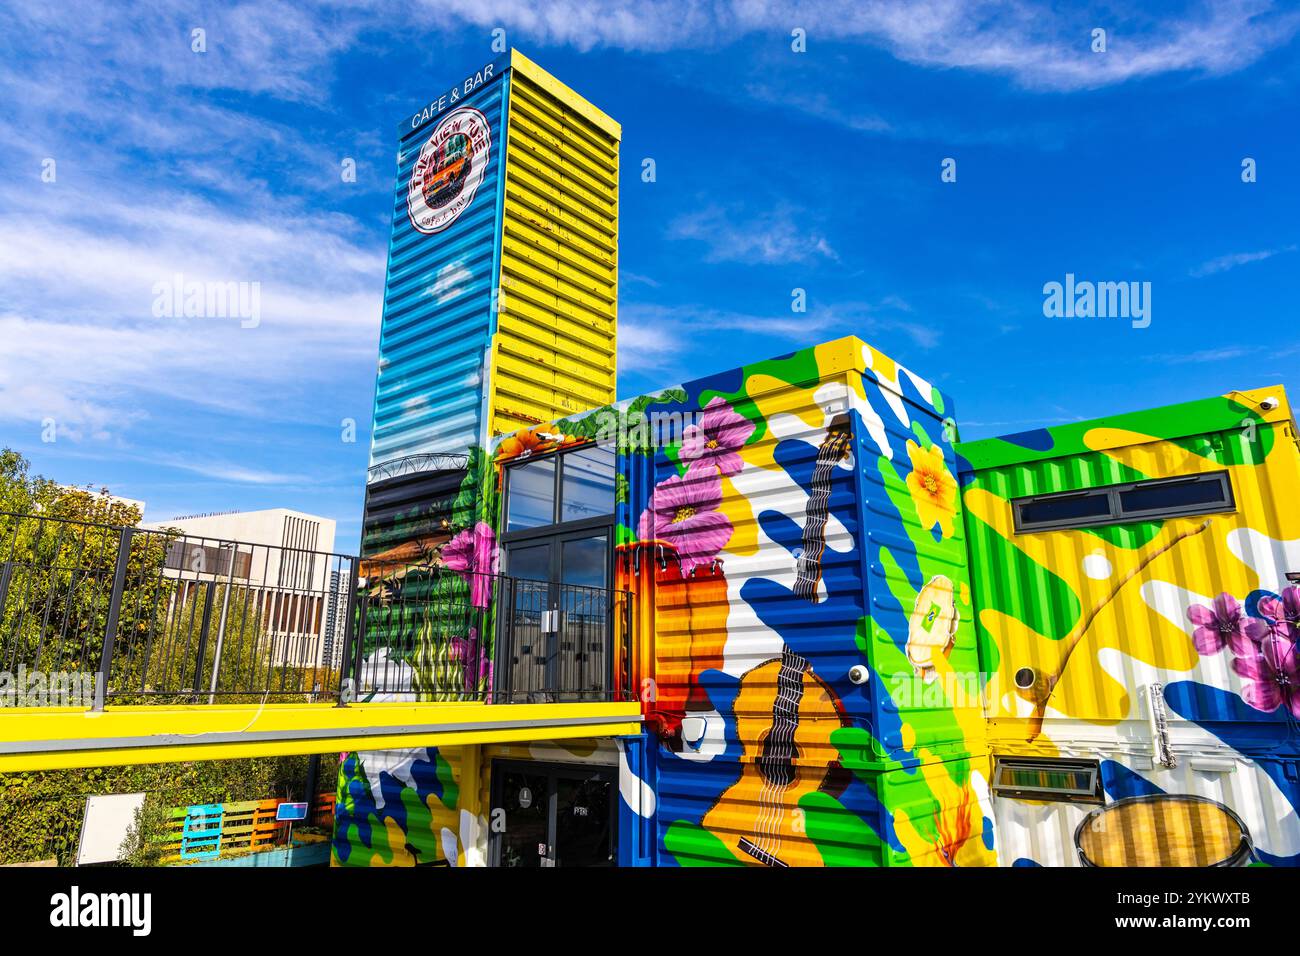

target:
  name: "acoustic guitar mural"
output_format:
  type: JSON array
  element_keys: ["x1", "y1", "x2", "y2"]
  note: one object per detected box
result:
[
  {"x1": 793, "y1": 420, "x2": 852, "y2": 603},
  {"x1": 702, "y1": 647, "x2": 845, "y2": 867},
  {"x1": 701, "y1": 420, "x2": 853, "y2": 865}
]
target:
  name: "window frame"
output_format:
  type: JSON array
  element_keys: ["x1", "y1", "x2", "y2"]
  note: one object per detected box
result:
[
  {"x1": 991, "y1": 757, "x2": 1104, "y2": 804},
  {"x1": 501, "y1": 443, "x2": 617, "y2": 545},
  {"x1": 1010, "y1": 471, "x2": 1235, "y2": 535}
]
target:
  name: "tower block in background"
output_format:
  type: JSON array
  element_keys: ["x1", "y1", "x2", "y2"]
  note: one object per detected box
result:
[{"x1": 363, "y1": 51, "x2": 620, "y2": 561}]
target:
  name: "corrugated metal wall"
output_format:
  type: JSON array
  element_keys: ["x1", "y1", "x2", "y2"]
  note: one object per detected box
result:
[
  {"x1": 961, "y1": 388, "x2": 1300, "y2": 866},
  {"x1": 638, "y1": 346, "x2": 995, "y2": 867},
  {"x1": 333, "y1": 746, "x2": 464, "y2": 866},
  {"x1": 370, "y1": 66, "x2": 509, "y2": 465},
  {"x1": 852, "y1": 362, "x2": 984, "y2": 765},
  {"x1": 993, "y1": 753, "x2": 1300, "y2": 867},
  {"x1": 369, "y1": 49, "x2": 621, "y2": 466},
  {"x1": 490, "y1": 52, "x2": 619, "y2": 436},
  {"x1": 961, "y1": 404, "x2": 1300, "y2": 746},
  {"x1": 648, "y1": 366, "x2": 874, "y2": 866}
]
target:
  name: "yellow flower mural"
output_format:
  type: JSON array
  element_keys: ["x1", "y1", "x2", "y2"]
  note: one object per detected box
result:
[{"x1": 905, "y1": 440, "x2": 957, "y2": 538}]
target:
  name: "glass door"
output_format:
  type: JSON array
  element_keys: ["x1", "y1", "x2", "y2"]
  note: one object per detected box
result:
[
  {"x1": 501, "y1": 530, "x2": 611, "y2": 701},
  {"x1": 502, "y1": 542, "x2": 552, "y2": 701},
  {"x1": 489, "y1": 762, "x2": 617, "y2": 867},
  {"x1": 558, "y1": 534, "x2": 610, "y2": 699},
  {"x1": 553, "y1": 768, "x2": 616, "y2": 867},
  {"x1": 493, "y1": 768, "x2": 551, "y2": 868}
]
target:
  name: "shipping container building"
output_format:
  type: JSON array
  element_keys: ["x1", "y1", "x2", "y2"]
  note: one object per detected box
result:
[
  {"x1": 335, "y1": 52, "x2": 1300, "y2": 868},
  {"x1": 363, "y1": 49, "x2": 619, "y2": 562},
  {"x1": 957, "y1": 387, "x2": 1300, "y2": 866},
  {"x1": 339, "y1": 336, "x2": 996, "y2": 867}
]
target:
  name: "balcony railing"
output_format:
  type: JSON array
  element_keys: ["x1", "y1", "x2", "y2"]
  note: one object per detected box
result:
[
  {"x1": 0, "y1": 510, "x2": 352, "y2": 706},
  {"x1": 0, "y1": 511, "x2": 632, "y2": 708},
  {"x1": 353, "y1": 560, "x2": 632, "y2": 704}
]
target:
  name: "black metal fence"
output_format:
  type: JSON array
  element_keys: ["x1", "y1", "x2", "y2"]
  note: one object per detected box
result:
[
  {"x1": 352, "y1": 560, "x2": 632, "y2": 704},
  {"x1": 494, "y1": 575, "x2": 632, "y2": 704},
  {"x1": 0, "y1": 511, "x2": 355, "y2": 705},
  {"x1": 0, "y1": 511, "x2": 632, "y2": 708}
]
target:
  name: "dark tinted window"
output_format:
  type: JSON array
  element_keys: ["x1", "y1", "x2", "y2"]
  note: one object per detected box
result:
[
  {"x1": 992, "y1": 758, "x2": 1101, "y2": 803},
  {"x1": 560, "y1": 445, "x2": 616, "y2": 523},
  {"x1": 1119, "y1": 474, "x2": 1230, "y2": 515},
  {"x1": 1017, "y1": 491, "x2": 1111, "y2": 527},
  {"x1": 1013, "y1": 471, "x2": 1233, "y2": 533},
  {"x1": 506, "y1": 457, "x2": 556, "y2": 531},
  {"x1": 505, "y1": 444, "x2": 617, "y2": 534}
]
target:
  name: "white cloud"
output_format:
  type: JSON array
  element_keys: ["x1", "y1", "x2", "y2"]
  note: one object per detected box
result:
[
  {"x1": 8, "y1": 0, "x2": 1287, "y2": 120},
  {"x1": 0, "y1": 177, "x2": 384, "y2": 439},
  {"x1": 1153, "y1": 343, "x2": 1300, "y2": 365},
  {"x1": 429, "y1": 0, "x2": 1300, "y2": 91},
  {"x1": 1191, "y1": 245, "x2": 1297, "y2": 277},
  {"x1": 146, "y1": 452, "x2": 313, "y2": 485},
  {"x1": 668, "y1": 204, "x2": 839, "y2": 264},
  {"x1": 618, "y1": 297, "x2": 936, "y2": 380}
]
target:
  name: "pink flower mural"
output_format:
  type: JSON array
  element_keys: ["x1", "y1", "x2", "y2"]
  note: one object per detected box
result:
[
  {"x1": 638, "y1": 464, "x2": 734, "y2": 575},
  {"x1": 1232, "y1": 633, "x2": 1300, "y2": 718},
  {"x1": 1259, "y1": 586, "x2": 1300, "y2": 641},
  {"x1": 680, "y1": 397, "x2": 755, "y2": 478},
  {"x1": 1187, "y1": 593, "x2": 1268, "y2": 656},
  {"x1": 450, "y1": 626, "x2": 493, "y2": 695},
  {"x1": 441, "y1": 521, "x2": 498, "y2": 608},
  {"x1": 1189, "y1": 588, "x2": 1300, "y2": 718}
]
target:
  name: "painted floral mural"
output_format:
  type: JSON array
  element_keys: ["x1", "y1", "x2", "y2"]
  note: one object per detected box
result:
[
  {"x1": 441, "y1": 520, "x2": 499, "y2": 608},
  {"x1": 679, "y1": 396, "x2": 755, "y2": 478},
  {"x1": 905, "y1": 439, "x2": 957, "y2": 539},
  {"x1": 638, "y1": 465, "x2": 735, "y2": 575},
  {"x1": 960, "y1": 386, "x2": 1300, "y2": 866},
  {"x1": 1191, "y1": 588, "x2": 1300, "y2": 719}
]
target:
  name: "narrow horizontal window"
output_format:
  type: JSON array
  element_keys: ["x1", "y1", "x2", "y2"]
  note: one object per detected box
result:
[
  {"x1": 1011, "y1": 471, "x2": 1233, "y2": 533},
  {"x1": 1117, "y1": 473, "x2": 1232, "y2": 517},
  {"x1": 992, "y1": 757, "x2": 1102, "y2": 803},
  {"x1": 1016, "y1": 491, "x2": 1111, "y2": 528}
]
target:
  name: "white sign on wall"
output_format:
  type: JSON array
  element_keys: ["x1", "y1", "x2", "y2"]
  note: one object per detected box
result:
[{"x1": 76, "y1": 792, "x2": 147, "y2": 866}]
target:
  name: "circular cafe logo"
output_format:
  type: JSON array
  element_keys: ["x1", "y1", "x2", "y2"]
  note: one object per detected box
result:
[{"x1": 407, "y1": 107, "x2": 490, "y2": 234}]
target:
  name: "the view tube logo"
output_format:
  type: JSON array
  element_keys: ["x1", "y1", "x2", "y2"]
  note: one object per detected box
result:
[{"x1": 407, "y1": 106, "x2": 490, "y2": 234}]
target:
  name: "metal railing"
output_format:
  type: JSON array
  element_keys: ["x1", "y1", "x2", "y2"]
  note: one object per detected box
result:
[
  {"x1": 0, "y1": 511, "x2": 632, "y2": 708},
  {"x1": 493, "y1": 576, "x2": 632, "y2": 704},
  {"x1": 352, "y1": 560, "x2": 633, "y2": 704},
  {"x1": 0, "y1": 511, "x2": 353, "y2": 705}
]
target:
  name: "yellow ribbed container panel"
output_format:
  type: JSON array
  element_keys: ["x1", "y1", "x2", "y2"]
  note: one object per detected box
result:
[{"x1": 489, "y1": 51, "x2": 620, "y2": 436}]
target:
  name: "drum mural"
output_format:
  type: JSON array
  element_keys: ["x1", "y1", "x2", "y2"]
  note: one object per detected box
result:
[{"x1": 1074, "y1": 794, "x2": 1253, "y2": 868}]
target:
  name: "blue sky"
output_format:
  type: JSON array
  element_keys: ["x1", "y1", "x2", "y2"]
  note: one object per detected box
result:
[{"x1": 1, "y1": 0, "x2": 1297, "y2": 553}]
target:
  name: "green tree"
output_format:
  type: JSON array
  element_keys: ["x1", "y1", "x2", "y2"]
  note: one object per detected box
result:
[
  {"x1": 0, "y1": 448, "x2": 177, "y2": 696},
  {"x1": 131, "y1": 584, "x2": 338, "y2": 703},
  {"x1": 0, "y1": 449, "x2": 343, "y2": 865}
]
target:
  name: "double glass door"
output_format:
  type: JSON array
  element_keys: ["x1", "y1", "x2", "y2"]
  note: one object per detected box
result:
[
  {"x1": 490, "y1": 762, "x2": 617, "y2": 867},
  {"x1": 500, "y1": 530, "x2": 611, "y2": 701}
]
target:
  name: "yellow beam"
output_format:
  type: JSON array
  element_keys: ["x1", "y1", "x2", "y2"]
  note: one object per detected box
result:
[
  {"x1": 457, "y1": 744, "x2": 483, "y2": 867},
  {"x1": 0, "y1": 701, "x2": 642, "y2": 772}
]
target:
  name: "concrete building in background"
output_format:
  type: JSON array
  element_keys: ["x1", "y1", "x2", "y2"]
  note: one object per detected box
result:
[
  {"x1": 58, "y1": 485, "x2": 147, "y2": 515},
  {"x1": 142, "y1": 509, "x2": 346, "y2": 671}
]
